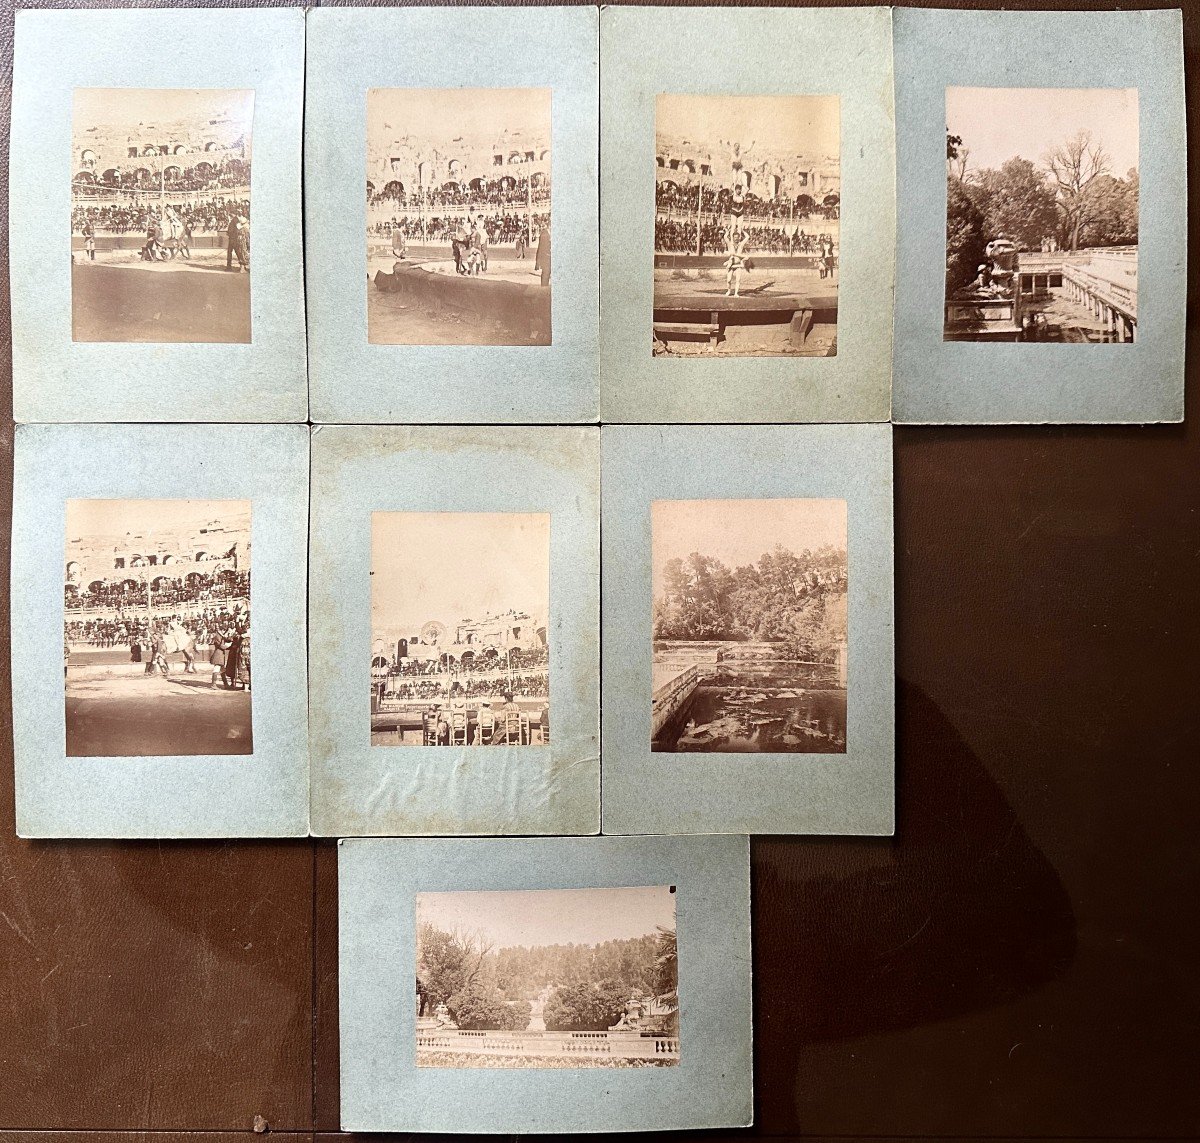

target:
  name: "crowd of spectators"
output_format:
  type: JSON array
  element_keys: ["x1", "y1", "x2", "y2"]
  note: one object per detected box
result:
[
  {"x1": 654, "y1": 216, "x2": 838, "y2": 256},
  {"x1": 376, "y1": 646, "x2": 551, "y2": 703},
  {"x1": 379, "y1": 645, "x2": 549, "y2": 677},
  {"x1": 369, "y1": 212, "x2": 548, "y2": 246},
  {"x1": 71, "y1": 194, "x2": 250, "y2": 236},
  {"x1": 65, "y1": 603, "x2": 248, "y2": 651},
  {"x1": 655, "y1": 218, "x2": 728, "y2": 254},
  {"x1": 385, "y1": 678, "x2": 446, "y2": 701},
  {"x1": 65, "y1": 571, "x2": 251, "y2": 612},
  {"x1": 74, "y1": 160, "x2": 249, "y2": 198},
  {"x1": 461, "y1": 672, "x2": 548, "y2": 698},
  {"x1": 656, "y1": 181, "x2": 839, "y2": 222},
  {"x1": 369, "y1": 176, "x2": 549, "y2": 212},
  {"x1": 382, "y1": 672, "x2": 549, "y2": 702}
]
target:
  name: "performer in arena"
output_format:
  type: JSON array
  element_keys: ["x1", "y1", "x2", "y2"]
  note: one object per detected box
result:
[
  {"x1": 82, "y1": 219, "x2": 96, "y2": 261},
  {"x1": 235, "y1": 212, "x2": 250, "y2": 272},
  {"x1": 450, "y1": 220, "x2": 470, "y2": 275},
  {"x1": 819, "y1": 235, "x2": 836, "y2": 280},
  {"x1": 728, "y1": 181, "x2": 747, "y2": 241},
  {"x1": 143, "y1": 213, "x2": 165, "y2": 262},
  {"x1": 226, "y1": 212, "x2": 249, "y2": 272},
  {"x1": 535, "y1": 221, "x2": 551, "y2": 287},
  {"x1": 724, "y1": 229, "x2": 752, "y2": 298},
  {"x1": 469, "y1": 216, "x2": 488, "y2": 274},
  {"x1": 226, "y1": 212, "x2": 240, "y2": 271}
]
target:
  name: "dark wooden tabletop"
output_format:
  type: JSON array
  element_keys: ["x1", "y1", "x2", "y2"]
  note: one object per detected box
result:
[{"x1": 1, "y1": 1, "x2": 1197, "y2": 1140}]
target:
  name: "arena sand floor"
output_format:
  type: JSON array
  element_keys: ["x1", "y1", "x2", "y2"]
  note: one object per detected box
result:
[
  {"x1": 65, "y1": 650, "x2": 252, "y2": 757},
  {"x1": 71, "y1": 252, "x2": 251, "y2": 343}
]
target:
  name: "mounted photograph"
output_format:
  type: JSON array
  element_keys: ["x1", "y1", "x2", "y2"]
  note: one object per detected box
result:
[
  {"x1": 71, "y1": 88, "x2": 253, "y2": 343},
  {"x1": 945, "y1": 86, "x2": 1139, "y2": 343},
  {"x1": 370, "y1": 512, "x2": 551, "y2": 747},
  {"x1": 651, "y1": 497, "x2": 847, "y2": 754},
  {"x1": 63, "y1": 498, "x2": 252, "y2": 757},
  {"x1": 653, "y1": 93, "x2": 840, "y2": 357},
  {"x1": 415, "y1": 885, "x2": 679, "y2": 1069},
  {"x1": 367, "y1": 87, "x2": 552, "y2": 347}
]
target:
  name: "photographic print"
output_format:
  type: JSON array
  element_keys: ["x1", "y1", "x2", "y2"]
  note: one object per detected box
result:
[
  {"x1": 370, "y1": 512, "x2": 550, "y2": 748},
  {"x1": 64, "y1": 498, "x2": 252, "y2": 757},
  {"x1": 367, "y1": 87, "x2": 552, "y2": 347},
  {"x1": 945, "y1": 86, "x2": 1139, "y2": 343},
  {"x1": 651, "y1": 498, "x2": 847, "y2": 754},
  {"x1": 416, "y1": 885, "x2": 679, "y2": 1069},
  {"x1": 653, "y1": 93, "x2": 840, "y2": 358},
  {"x1": 71, "y1": 88, "x2": 253, "y2": 343}
]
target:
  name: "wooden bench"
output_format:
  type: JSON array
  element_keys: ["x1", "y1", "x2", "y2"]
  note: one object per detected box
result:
[{"x1": 653, "y1": 317, "x2": 721, "y2": 351}]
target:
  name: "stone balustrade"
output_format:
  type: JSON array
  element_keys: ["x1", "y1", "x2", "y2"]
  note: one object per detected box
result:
[
  {"x1": 1061, "y1": 262, "x2": 1137, "y2": 342},
  {"x1": 416, "y1": 1028, "x2": 681, "y2": 1060},
  {"x1": 651, "y1": 663, "x2": 700, "y2": 739}
]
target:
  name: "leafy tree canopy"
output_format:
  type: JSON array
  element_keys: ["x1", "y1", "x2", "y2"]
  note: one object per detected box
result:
[
  {"x1": 544, "y1": 979, "x2": 628, "y2": 1032},
  {"x1": 654, "y1": 543, "x2": 847, "y2": 660},
  {"x1": 419, "y1": 925, "x2": 675, "y2": 1011}
]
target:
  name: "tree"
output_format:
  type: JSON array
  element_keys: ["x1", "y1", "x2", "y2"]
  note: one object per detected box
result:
[
  {"x1": 974, "y1": 158, "x2": 1059, "y2": 249},
  {"x1": 653, "y1": 926, "x2": 678, "y2": 1007},
  {"x1": 652, "y1": 926, "x2": 680, "y2": 1035},
  {"x1": 1078, "y1": 170, "x2": 1138, "y2": 247},
  {"x1": 544, "y1": 980, "x2": 627, "y2": 1031},
  {"x1": 447, "y1": 981, "x2": 532, "y2": 1031},
  {"x1": 656, "y1": 541, "x2": 848, "y2": 659},
  {"x1": 950, "y1": 144, "x2": 969, "y2": 186},
  {"x1": 654, "y1": 553, "x2": 736, "y2": 640},
  {"x1": 1042, "y1": 129, "x2": 1111, "y2": 251},
  {"x1": 447, "y1": 981, "x2": 507, "y2": 1029},
  {"x1": 945, "y1": 176, "x2": 988, "y2": 294},
  {"x1": 499, "y1": 999, "x2": 532, "y2": 1031},
  {"x1": 417, "y1": 923, "x2": 494, "y2": 1008}
]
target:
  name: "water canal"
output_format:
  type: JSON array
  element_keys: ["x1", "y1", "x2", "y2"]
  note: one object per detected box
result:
[{"x1": 652, "y1": 660, "x2": 846, "y2": 753}]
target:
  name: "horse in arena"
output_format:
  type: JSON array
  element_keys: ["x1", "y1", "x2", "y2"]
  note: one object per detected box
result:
[
  {"x1": 160, "y1": 221, "x2": 193, "y2": 260},
  {"x1": 158, "y1": 211, "x2": 192, "y2": 260},
  {"x1": 159, "y1": 620, "x2": 198, "y2": 673}
]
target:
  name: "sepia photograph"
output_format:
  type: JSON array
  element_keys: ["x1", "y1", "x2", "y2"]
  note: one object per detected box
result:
[
  {"x1": 371, "y1": 512, "x2": 550, "y2": 747},
  {"x1": 416, "y1": 885, "x2": 679, "y2": 1069},
  {"x1": 653, "y1": 93, "x2": 840, "y2": 357},
  {"x1": 367, "y1": 87, "x2": 552, "y2": 346},
  {"x1": 945, "y1": 86, "x2": 1139, "y2": 343},
  {"x1": 71, "y1": 88, "x2": 253, "y2": 344},
  {"x1": 63, "y1": 499, "x2": 252, "y2": 757},
  {"x1": 651, "y1": 498, "x2": 847, "y2": 754}
]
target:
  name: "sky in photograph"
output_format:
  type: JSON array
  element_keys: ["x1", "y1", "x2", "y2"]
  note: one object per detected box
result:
[
  {"x1": 416, "y1": 885, "x2": 676, "y2": 949},
  {"x1": 66, "y1": 499, "x2": 251, "y2": 546},
  {"x1": 947, "y1": 87, "x2": 1139, "y2": 177},
  {"x1": 73, "y1": 88, "x2": 254, "y2": 137},
  {"x1": 652, "y1": 498, "x2": 847, "y2": 596},
  {"x1": 367, "y1": 87, "x2": 551, "y2": 146},
  {"x1": 656, "y1": 93, "x2": 840, "y2": 157},
  {"x1": 371, "y1": 512, "x2": 550, "y2": 633}
]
